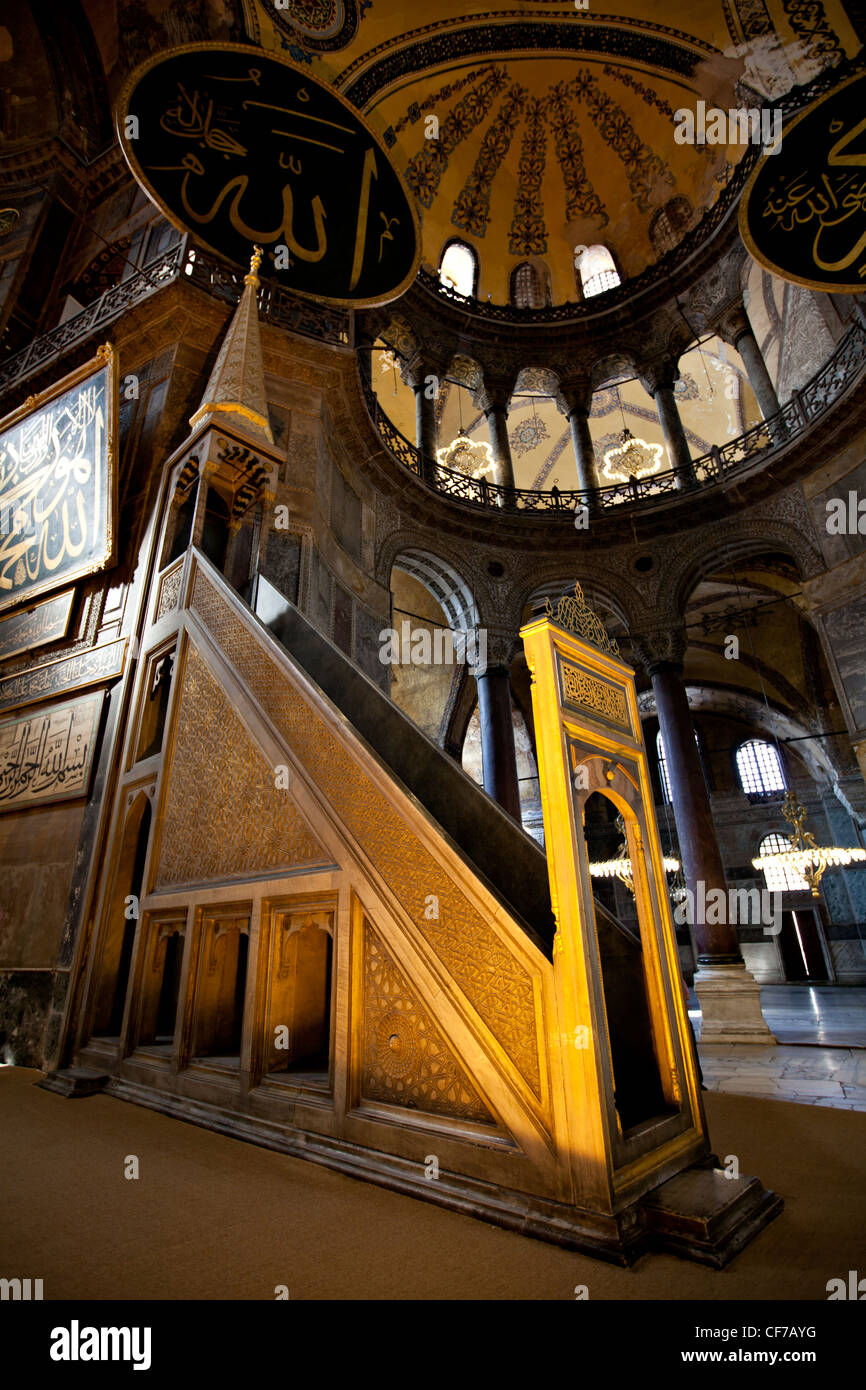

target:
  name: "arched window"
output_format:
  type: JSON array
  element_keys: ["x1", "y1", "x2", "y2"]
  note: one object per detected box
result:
[
  {"x1": 510, "y1": 261, "x2": 548, "y2": 308},
  {"x1": 649, "y1": 197, "x2": 693, "y2": 254},
  {"x1": 439, "y1": 241, "x2": 477, "y2": 297},
  {"x1": 758, "y1": 831, "x2": 808, "y2": 893},
  {"x1": 656, "y1": 728, "x2": 701, "y2": 803},
  {"x1": 578, "y1": 244, "x2": 621, "y2": 299},
  {"x1": 736, "y1": 740, "x2": 787, "y2": 797},
  {"x1": 656, "y1": 730, "x2": 672, "y2": 803}
]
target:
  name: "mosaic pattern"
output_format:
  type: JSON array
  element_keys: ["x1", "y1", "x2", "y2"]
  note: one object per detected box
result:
[
  {"x1": 510, "y1": 412, "x2": 550, "y2": 458},
  {"x1": 451, "y1": 84, "x2": 527, "y2": 237},
  {"x1": 548, "y1": 82, "x2": 607, "y2": 226},
  {"x1": 361, "y1": 921, "x2": 495, "y2": 1124},
  {"x1": 384, "y1": 66, "x2": 495, "y2": 148},
  {"x1": 509, "y1": 97, "x2": 547, "y2": 255},
  {"x1": 405, "y1": 69, "x2": 508, "y2": 209},
  {"x1": 190, "y1": 570, "x2": 543, "y2": 1095},
  {"x1": 569, "y1": 71, "x2": 675, "y2": 212}
]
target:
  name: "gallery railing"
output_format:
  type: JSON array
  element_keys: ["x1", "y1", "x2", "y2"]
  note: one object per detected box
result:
[
  {"x1": 359, "y1": 318, "x2": 866, "y2": 515},
  {"x1": 0, "y1": 237, "x2": 352, "y2": 396}
]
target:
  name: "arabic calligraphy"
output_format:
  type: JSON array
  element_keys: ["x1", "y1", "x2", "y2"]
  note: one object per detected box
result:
[
  {"x1": 0, "y1": 358, "x2": 114, "y2": 615},
  {"x1": 0, "y1": 590, "x2": 74, "y2": 661},
  {"x1": 741, "y1": 72, "x2": 866, "y2": 294},
  {"x1": 0, "y1": 692, "x2": 101, "y2": 810},
  {"x1": 0, "y1": 637, "x2": 125, "y2": 714},
  {"x1": 117, "y1": 42, "x2": 420, "y2": 307}
]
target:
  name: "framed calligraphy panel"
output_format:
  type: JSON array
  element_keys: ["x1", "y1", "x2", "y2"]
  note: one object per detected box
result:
[
  {"x1": 116, "y1": 43, "x2": 421, "y2": 307},
  {"x1": 740, "y1": 70, "x2": 866, "y2": 294},
  {"x1": 0, "y1": 345, "x2": 118, "y2": 617},
  {"x1": 0, "y1": 589, "x2": 75, "y2": 661},
  {"x1": 0, "y1": 690, "x2": 103, "y2": 812}
]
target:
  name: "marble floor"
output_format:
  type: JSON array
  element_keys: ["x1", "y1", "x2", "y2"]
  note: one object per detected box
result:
[{"x1": 690, "y1": 985, "x2": 866, "y2": 1112}]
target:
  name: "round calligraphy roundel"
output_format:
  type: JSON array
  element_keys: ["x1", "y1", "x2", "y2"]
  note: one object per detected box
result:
[
  {"x1": 739, "y1": 70, "x2": 866, "y2": 295},
  {"x1": 116, "y1": 43, "x2": 421, "y2": 307}
]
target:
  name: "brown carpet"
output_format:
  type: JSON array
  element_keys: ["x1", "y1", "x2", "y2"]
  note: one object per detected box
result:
[{"x1": 1, "y1": 1067, "x2": 863, "y2": 1300}]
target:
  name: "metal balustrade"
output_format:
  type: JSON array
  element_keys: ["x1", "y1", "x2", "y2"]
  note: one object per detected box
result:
[
  {"x1": 359, "y1": 320, "x2": 866, "y2": 515},
  {"x1": 0, "y1": 239, "x2": 352, "y2": 396}
]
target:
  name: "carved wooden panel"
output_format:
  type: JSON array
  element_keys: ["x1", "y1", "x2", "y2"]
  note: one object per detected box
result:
[
  {"x1": 154, "y1": 641, "x2": 331, "y2": 888},
  {"x1": 362, "y1": 921, "x2": 495, "y2": 1125},
  {"x1": 190, "y1": 568, "x2": 542, "y2": 1095}
]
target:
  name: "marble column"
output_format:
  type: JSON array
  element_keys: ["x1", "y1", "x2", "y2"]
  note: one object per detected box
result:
[
  {"x1": 559, "y1": 379, "x2": 599, "y2": 497},
  {"x1": 633, "y1": 627, "x2": 776, "y2": 1042},
  {"x1": 646, "y1": 371, "x2": 695, "y2": 489},
  {"x1": 475, "y1": 378, "x2": 517, "y2": 490},
  {"x1": 715, "y1": 301, "x2": 780, "y2": 421},
  {"x1": 473, "y1": 632, "x2": 521, "y2": 820},
  {"x1": 404, "y1": 351, "x2": 444, "y2": 484}
]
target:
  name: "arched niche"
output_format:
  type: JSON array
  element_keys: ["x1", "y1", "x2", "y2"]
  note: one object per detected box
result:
[{"x1": 90, "y1": 792, "x2": 152, "y2": 1039}]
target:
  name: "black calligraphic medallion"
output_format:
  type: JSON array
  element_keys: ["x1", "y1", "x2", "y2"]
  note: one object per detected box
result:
[
  {"x1": 116, "y1": 43, "x2": 421, "y2": 307},
  {"x1": 0, "y1": 348, "x2": 117, "y2": 617},
  {"x1": 739, "y1": 70, "x2": 866, "y2": 294}
]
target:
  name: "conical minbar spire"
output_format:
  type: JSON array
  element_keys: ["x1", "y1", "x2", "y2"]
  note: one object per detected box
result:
[{"x1": 188, "y1": 245, "x2": 274, "y2": 446}]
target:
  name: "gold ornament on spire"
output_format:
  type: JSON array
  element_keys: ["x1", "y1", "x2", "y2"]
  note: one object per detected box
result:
[
  {"x1": 245, "y1": 245, "x2": 264, "y2": 287},
  {"x1": 544, "y1": 582, "x2": 620, "y2": 657}
]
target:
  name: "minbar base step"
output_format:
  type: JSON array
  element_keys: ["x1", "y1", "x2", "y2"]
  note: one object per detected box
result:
[
  {"x1": 639, "y1": 1166, "x2": 784, "y2": 1268},
  {"x1": 37, "y1": 1068, "x2": 111, "y2": 1098}
]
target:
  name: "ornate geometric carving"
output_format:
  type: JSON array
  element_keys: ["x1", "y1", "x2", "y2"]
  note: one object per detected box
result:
[
  {"x1": 190, "y1": 569, "x2": 542, "y2": 1094},
  {"x1": 560, "y1": 662, "x2": 628, "y2": 727},
  {"x1": 361, "y1": 921, "x2": 495, "y2": 1124},
  {"x1": 156, "y1": 562, "x2": 184, "y2": 622},
  {"x1": 154, "y1": 642, "x2": 331, "y2": 888}
]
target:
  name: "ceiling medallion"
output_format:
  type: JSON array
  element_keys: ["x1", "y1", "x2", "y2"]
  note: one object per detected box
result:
[
  {"x1": 601, "y1": 426, "x2": 664, "y2": 482},
  {"x1": 436, "y1": 428, "x2": 495, "y2": 478}
]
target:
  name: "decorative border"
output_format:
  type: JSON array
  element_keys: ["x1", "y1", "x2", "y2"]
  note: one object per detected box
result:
[
  {"x1": 0, "y1": 344, "x2": 118, "y2": 616},
  {"x1": 0, "y1": 636, "x2": 126, "y2": 714}
]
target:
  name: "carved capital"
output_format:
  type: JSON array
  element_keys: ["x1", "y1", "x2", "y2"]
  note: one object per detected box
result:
[
  {"x1": 556, "y1": 375, "x2": 592, "y2": 418},
  {"x1": 713, "y1": 300, "x2": 752, "y2": 348},
  {"x1": 474, "y1": 626, "x2": 518, "y2": 672},
  {"x1": 637, "y1": 358, "x2": 680, "y2": 397},
  {"x1": 473, "y1": 372, "x2": 517, "y2": 415},
  {"x1": 629, "y1": 625, "x2": 688, "y2": 673},
  {"x1": 401, "y1": 348, "x2": 449, "y2": 392}
]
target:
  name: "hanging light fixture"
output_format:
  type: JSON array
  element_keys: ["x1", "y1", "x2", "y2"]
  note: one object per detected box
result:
[
  {"x1": 436, "y1": 381, "x2": 495, "y2": 477},
  {"x1": 602, "y1": 426, "x2": 664, "y2": 483},
  {"x1": 751, "y1": 790, "x2": 866, "y2": 898},
  {"x1": 588, "y1": 814, "x2": 680, "y2": 892}
]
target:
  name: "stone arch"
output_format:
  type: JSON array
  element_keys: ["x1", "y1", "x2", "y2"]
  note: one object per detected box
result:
[
  {"x1": 665, "y1": 521, "x2": 825, "y2": 619},
  {"x1": 387, "y1": 545, "x2": 480, "y2": 633}
]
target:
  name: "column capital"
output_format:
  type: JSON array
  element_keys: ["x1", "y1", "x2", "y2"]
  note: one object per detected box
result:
[
  {"x1": 473, "y1": 372, "x2": 517, "y2": 415},
  {"x1": 637, "y1": 359, "x2": 680, "y2": 397},
  {"x1": 712, "y1": 299, "x2": 752, "y2": 348},
  {"x1": 556, "y1": 375, "x2": 593, "y2": 418},
  {"x1": 473, "y1": 627, "x2": 517, "y2": 673},
  {"x1": 401, "y1": 349, "x2": 449, "y2": 392},
  {"x1": 629, "y1": 625, "x2": 688, "y2": 673}
]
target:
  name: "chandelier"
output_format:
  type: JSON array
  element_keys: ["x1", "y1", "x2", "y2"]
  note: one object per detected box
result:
[
  {"x1": 436, "y1": 428, "x2": 495, "y2": 478},
  {"x1": 601, "y1": 427, "x2": 664, "y2": 483},
  {"x1": 588, "y1": 814, "x2": 679, "y2": 893},
  {"x1": 751, "y1": 790, "x2": 866, "y2": 898}
]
